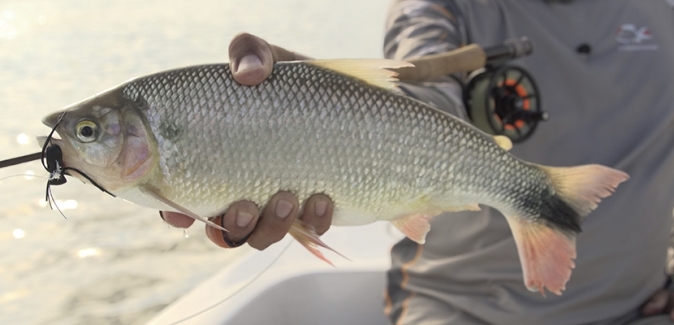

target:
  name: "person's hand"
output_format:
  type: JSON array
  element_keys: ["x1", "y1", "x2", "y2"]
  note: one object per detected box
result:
[
  {"x1": 160, "y1": 192, "x2": 333, "y2": 249},
  {"x1": 227, "y1": 32, "x2": 310, "y2": 86},
  {"x1": 159, "y1": 33, "x2": 331, "y2": 250},
  {"x1": 641, "y1": 287, "x2": 674, "y2": 320}
]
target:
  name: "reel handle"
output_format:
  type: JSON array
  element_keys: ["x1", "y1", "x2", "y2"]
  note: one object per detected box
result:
[{"x1": 484, "y1": 37, "x2": 533, "y2": 64}]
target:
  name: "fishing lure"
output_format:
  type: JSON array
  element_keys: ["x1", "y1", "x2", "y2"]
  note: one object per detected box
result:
[{"x1": 0, "y1": 112, "x2": 115, "y2": 215}]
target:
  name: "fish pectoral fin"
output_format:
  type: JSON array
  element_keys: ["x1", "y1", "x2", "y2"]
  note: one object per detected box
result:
[
  {"x1": 307, "y1": 59, "x2": 413, "y2": 92},
  {"x1": 505, "y1": 215, "x2": 577, "y2": 297},
  {"x1": 139, "y1": 185, "x2": 228, "y2": 232},
  {"x1": 289, "y1": 219, "x2": 349, "y2": 266},
  {"x1": 392, "y1": 214, "x2": 433, "y2": 244}
]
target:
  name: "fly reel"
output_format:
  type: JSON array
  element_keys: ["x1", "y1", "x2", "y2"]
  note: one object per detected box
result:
[{"x1": 464, "y1": 66, "x2": 547, "y2": 143}]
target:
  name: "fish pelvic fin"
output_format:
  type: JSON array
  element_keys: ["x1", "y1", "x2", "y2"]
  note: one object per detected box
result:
[
  {"x1": 289, "y1": 219, "x2": 349, "y2": 266},
  {"x1": 307, "y1": 59, "x2": 413, "y2": 93},
  {"x1": 392, "y1": 214, "x2": 432, "y2": 244},
  {"x1": 541, "y1": 164, "x2": 629, "y2": 218},
  {"x1": 505, "y1": 216, "x2": 576, "y2": 296},
  {"x1": 139, "y1": 185, "x2": 229, "y2": 232}
]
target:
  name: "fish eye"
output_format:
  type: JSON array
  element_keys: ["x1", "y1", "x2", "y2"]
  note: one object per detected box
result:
[{"x1": 76, "y1": 120, "x2": 98, "y2": 143}]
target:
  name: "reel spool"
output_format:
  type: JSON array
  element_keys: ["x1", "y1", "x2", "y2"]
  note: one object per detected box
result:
[{"x1": 464, "y1": 66, "x2": 547, "y2": 143}]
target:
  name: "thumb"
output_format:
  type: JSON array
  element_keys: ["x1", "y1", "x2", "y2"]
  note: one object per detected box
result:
[{"x1": 228, "y1": 33, "x2": 274, "y2": 86}]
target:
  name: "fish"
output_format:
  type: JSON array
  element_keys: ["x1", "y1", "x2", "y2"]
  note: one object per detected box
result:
[{"x1": 40, "y1": 59, "x2": 628, "y2": 296}]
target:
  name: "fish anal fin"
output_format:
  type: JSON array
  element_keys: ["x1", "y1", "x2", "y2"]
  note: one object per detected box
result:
[
  {"x1": 289, "y1": 220, "x2": 349, "y2": 266},
  {"x1": 506, "y1": 216, "x2": 576, "y2": 296},
  {"x1": 139, "y1": 185, "x2": 228, "y2": 232},
  {"x1": 307, "y1": 59, "x2": 413, "y2": 91},
  {"x1": 391, "y1": 204, "x2": 480, "y2": 244}
]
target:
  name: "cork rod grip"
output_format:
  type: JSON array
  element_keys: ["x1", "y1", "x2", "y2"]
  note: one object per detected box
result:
[{"x1": 393, "y1": 44, "x2": 487, "y2": 82}]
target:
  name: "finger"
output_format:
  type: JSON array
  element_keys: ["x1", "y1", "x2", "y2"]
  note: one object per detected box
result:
[
  {"x1": 248, "y1": 191, "x2": 299, "y2": 250},
  {"x1": 299, "y1": 193, "x2": 333, "y2": 235},
  {"x1": 228, "y1": 33, "x2": 311, "y2": 86},
  {"x1": 205, "y1": 201, "x2": 260, "y2": 248},
  {"x1": 228, "y1": 33, "x2": 274, "y2": 86},
  {"x1": 160, "y1": 211, "x2": 195, "y2": 228},
  {"x1": 642, "y1": 290, "x2": 670, "y2": 316}
]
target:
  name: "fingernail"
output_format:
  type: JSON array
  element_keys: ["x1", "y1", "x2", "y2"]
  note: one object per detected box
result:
[
  {"x1": 314, "y1": 200, "x2": 328, "y2": 217},
  {"x1": 236, "y1": 54, "x2": 262, "y2": 73},
  {"x1": 236, "y1": 211, "x2": 253, "y2": 227},
  {"x1": 275, "y1": 199, "x2": 293, "y2": 219}
]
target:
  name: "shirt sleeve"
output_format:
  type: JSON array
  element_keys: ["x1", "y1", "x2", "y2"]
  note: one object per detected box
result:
[{"x1": 384, "y1": 0, "x2": 469, "y2": 119}]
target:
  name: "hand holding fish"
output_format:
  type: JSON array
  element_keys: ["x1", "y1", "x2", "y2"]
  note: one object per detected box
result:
[
  {"x1": 159, "y1": 33, "x2": 333, "y2": 249},
  {"x1": 162, "y1": 192, "x2": 333, "y2": 249},
  {"x1": 227, "y1": 33, "x2": 311, "y2": 86}
]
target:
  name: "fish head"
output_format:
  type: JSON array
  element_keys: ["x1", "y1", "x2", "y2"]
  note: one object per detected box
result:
[{"x1": 41, "y1": 91, "x2": 157, "y2": 192}]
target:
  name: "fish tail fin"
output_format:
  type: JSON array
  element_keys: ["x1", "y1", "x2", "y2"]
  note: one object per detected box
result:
[
  {"x1": 505, "y1": 164, "x2": 628, "y2": 296},
  {"x1": 505, "y1": 216, "x2": 576, "y2": 296},
  {"x1": 289, "y1": 220, "x2": 349, "y2": 266},
  {"x1": 540, "y1": 164, "x2": 629, "y2": 218}
]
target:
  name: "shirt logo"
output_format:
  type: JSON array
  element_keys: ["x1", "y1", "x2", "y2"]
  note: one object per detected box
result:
[{"x1": 615, "y1": 24, "x2": 659, "y2": 51}]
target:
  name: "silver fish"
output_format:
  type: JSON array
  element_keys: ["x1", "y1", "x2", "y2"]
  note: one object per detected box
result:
[{"x1": 41, "y1": 59, "x2": 628, "y2": 295}]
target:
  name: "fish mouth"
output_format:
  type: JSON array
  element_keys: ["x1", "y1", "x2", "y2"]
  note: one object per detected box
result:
[{"x1": 36, "y1": 135, "x2": 63, "y2": 147}]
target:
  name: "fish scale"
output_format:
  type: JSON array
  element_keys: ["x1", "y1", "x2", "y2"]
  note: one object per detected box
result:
[
  {"x1": 122, "y1": 63, "x2": 489, "y2": 223},
  {"x1": 43, "y1": 59, "x2": 628, "y2": 295}
]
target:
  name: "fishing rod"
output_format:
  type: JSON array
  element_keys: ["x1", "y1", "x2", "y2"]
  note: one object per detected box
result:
[
  {"x1": 391, "y1": 36, "x2": 533, "y2": 81},
  {"x1": 0, "y1": 37, "x2": 537, "y2": 168},
  {"x1": 0, "y1": 152, "x2": 42, "y2": 169}
]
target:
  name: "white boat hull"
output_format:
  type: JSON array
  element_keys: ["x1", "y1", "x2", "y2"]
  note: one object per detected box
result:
[{"x1": 146, "y1": 222, "x2": 403, "y2": 325}]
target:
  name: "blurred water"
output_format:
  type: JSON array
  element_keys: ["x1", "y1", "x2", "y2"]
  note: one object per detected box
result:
[{"x1": 0, "y1": 0, "x2": 391, "y2": 324}]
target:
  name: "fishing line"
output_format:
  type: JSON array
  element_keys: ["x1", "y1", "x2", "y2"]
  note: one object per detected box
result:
[
  {"x1": 166, "y1": 239, "x2": 295, "y2": 325},
  {"x1": 0, "y1": 174, "x2": 48, "y2": 181}
]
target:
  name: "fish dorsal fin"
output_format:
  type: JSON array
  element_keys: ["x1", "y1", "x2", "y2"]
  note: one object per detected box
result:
[
  {"x1": 307, "y1": 59, "x2": 413, "y2": 91},
  {"x1": 493, "y1": 135, "x2": 513, "y2": 151}
]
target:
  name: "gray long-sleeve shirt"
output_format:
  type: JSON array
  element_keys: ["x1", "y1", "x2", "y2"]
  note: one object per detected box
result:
[{"x1": 384, "y1": 1, "x2": 674, "y2": 324}]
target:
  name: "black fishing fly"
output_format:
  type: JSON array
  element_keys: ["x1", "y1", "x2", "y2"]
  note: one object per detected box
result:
[{"x1": 40, "y1": 112, "x2": 115, "y2": 216}]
